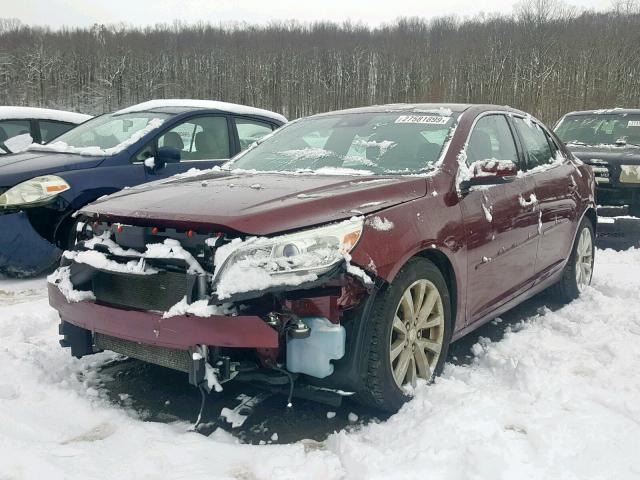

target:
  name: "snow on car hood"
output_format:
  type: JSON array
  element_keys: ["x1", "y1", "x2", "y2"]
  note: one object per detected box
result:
[
  {"x1": 0, "y1": 151, "x2": 105, "y2": 186},
  {"x1": 81, "y1": 172, "x2": 428, "y2": 235}
]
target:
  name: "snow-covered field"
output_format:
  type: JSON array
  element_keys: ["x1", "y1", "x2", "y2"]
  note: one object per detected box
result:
[{"x1": 1, "y1": 248, "x2": 640, "y2": 479}]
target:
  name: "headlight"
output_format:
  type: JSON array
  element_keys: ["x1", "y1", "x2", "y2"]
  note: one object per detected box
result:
[
  {"x1": 0, "y1": 175, "x2": 70, "y2": 208},
  {"x1": 213, "y1": 217, "x2": 364, "y2": 298}
]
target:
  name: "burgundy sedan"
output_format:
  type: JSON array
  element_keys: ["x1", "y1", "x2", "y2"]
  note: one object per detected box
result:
[{"x1": 49, "y1": 104, "x2": 596, "y2": 412}]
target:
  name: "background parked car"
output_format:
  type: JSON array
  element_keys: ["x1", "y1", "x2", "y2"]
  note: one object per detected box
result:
[
  {"x1": 50, "y1": 103, "x2": 595, "y2": 412},
  {"x1": 0, "y1": 99, "x2": 286, "y2": 276},
  {"x1": 0, "y1": 106, "x2": 91, "y2": 154},
  {"x1": 555, "y1": 109, "x2": 640, "y2": 217}
]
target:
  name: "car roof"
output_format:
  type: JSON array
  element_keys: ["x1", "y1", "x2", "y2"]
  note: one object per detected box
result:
[
  {"x1": 310, "y1": 103, "x2": 526, "y2": 117},
  {"x1": 562, "y1": 108, "x2": 640, "y2": 117},
  {"x1": 0, "y1": 106, "x2": 91, "y2": 124},
  {"x1": 113, "y1": 99, "x2": 287, "y2": 124}
]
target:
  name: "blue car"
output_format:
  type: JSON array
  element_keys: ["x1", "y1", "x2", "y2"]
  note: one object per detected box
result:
[{"x1": 0, "y1": 99, "x2": 286, "y2": 276}]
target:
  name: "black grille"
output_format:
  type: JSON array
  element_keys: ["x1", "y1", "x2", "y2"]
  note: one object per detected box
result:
[
  {"x1": 95, "y1": 333, "x2": 191, "y2": 372},
  {"x1": 91, "y1": 269, "x2": 196, "y2": 311}
]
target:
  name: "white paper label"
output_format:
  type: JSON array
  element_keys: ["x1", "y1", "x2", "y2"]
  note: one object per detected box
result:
[
  {"x1": 395, "y1": 115, "x2": 450, "y2": 125},
  {"x1": 628, "y1": 121, "x2": 640, "y2": 127}
]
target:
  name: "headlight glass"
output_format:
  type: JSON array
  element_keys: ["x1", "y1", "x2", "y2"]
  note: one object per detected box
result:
[
  {"x1": 213, "y1": 217, "x2": 364, "y2": 298},
  {"x1": 0, "y1": 175, "x2": 70, "y2": 208}
]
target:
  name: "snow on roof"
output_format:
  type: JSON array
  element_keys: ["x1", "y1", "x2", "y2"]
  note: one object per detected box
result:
[
  {"x1": 115, "y1": 99, "x2": 287, "y2": 124},
  {"x1": 0, "y1": 106, "x2": 91, "y2": 124},
  {"x1": 565, "y1": 108, "x2": 640, "y2": 116}
]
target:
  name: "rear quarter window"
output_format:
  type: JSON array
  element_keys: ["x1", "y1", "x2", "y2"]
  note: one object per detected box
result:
[{"x1": 39, "y1": 120, "x2": 75, "y2": 143}]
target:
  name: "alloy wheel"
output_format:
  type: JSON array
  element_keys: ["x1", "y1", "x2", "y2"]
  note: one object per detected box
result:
[
  {"x1": 389, "y1": 279, "x2": 445, "y2": 389},
  {"x1": 575, "y1": 226, "x2": 593, "y2": 291}
]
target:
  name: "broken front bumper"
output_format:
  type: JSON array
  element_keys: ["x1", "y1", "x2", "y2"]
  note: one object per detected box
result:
[
  {"x1": 48, "y1": 283, "x2": 279, "y2": 351},
  {"x1": 0, "y1": 212, "x2": 62, "y2": 276}
]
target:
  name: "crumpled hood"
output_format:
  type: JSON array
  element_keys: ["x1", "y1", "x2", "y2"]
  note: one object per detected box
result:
[
  {"x1": 0, "y1": 151, "x2": 105, "y2": 186},
  {"x1": 81, "y1": 172, "x2": 428, "y2": 235},
  {"x1": 568, "y1": 145, "x2": 640, "y2": 165}
]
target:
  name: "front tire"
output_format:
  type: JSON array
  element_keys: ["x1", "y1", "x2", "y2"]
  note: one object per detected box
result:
[
  {"x1": 356, "y1": 258, "x2": 452, "y2": 412},
  {"x1": 553, "y1": 218, "x2": 595, "y2": 303}
]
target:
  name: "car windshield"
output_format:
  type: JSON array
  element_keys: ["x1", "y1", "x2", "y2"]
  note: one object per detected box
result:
[
  {"x1": 34, "y1": 111, "x2": 173, "y2": 151},
  {"x1": 229, "y1": 112, "x2": 458, "y2": 175},
  {"x1": 555, "y1": 113, "x2": 640, "y2": 147}
]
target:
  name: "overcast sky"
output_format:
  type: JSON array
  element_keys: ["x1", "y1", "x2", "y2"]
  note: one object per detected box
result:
[{"x1": 4, "y1": 0, "x2": 615, "y2": 28}]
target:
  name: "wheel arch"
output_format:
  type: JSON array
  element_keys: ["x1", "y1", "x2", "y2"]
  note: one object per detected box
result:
[
  {"x1": 53, "y1": 187, "x2": 122, "y2": 248},
  {"x1": 583, "y1": 206, "x2": 597, "y2": 234},
  {"x1": 414, "y1": 248, "x2": 459, "y2": 330}
]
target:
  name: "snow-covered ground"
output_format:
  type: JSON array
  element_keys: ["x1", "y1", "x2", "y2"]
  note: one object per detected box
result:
[{"x1": 1, "y1": 248, "x2": 640, "y2": 479}]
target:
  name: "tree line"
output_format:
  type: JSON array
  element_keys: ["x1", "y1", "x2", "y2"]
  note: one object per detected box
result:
[{"x1": 0, "y1": 1, "x2": 639, "y2": 124}]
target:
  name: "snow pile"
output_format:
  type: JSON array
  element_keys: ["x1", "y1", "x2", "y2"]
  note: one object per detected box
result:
[
  {"x1": 114, "y1": 99, "x2": 287, "y2": 124},
  {"x1": 64, "y1": 250, "x2": 158, "y2": 276},
  {"x1": 213, "y1": 219, "x2": 368, "y2": 299},
  {"x1": 471, "y1": 159, "x2": 516, "y2": 176},
  {"x1": 82, "y1": 234, "x2": 205, "y2": 275},
  {"x1": 366, "y1": 216, "x2": 394, "y2": 231},
  {"x1": 412, "y1": 107, "x2": 453, "y2": 117},
  {"x1": 297, "y1": 193, "x2": 325, "y2": 199},
  {"x1": 145, "y1": 239, "x2": 205, "y2": 275},
  {"x1": 162, "y1": 297, "x2": 233, "y2": 319},
  {"x1": 2, "y1": 248, "x2": 640, "y2": 479},
  {"x1": 278, "y1": 148, "x2": 336, "y2": 161},
  {"x1": 482, "y1": 202, "x2": 493, "y2": 222},
  {"x1": 3, "y1": 133, "x2": 34, "y2": 153},
  {"x1": 518, "y1": 193, "x2": 538, "y2": 208},
  {"x1": 352, "y1": 139, "x2": 396, "y2": 156},
  {"x1": 518, "y1": 151, "x2": 567, "y2": 177},
  {"x1": 143, "y1": 157, "x2": 155, "y2": 169},
  {"x1": 359, "y1": 201, "x2": 386, "y2": 208},
  {"x1": 0, "y1": 106, "x2": 91, "y2": 123},
  {"x1": 215, "y1": 254, "x2": 319, "y2": 299},
  {"x1": 30, "y1": 118, "x2": 165, "y2": 156},
  {"x1": 47, "y1": 266, "x2": 96, "y2": 303},
  {"x1": 455, "y1": 144, "x2": 471, "y2": 195},
  {"x1": 312, "y1": 167, "x2": 374, "y2": 176},
  {"x1": 212, "y1": 232, "x2": 330, "y2": 300},
  {"x1": 342, "y1": 253, "x2": 374, "y2": 286}
]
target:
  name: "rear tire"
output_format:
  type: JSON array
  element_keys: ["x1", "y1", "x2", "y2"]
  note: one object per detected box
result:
[
  {"x1": 356, "y1": 258, "x2": 452, "y2": 412},
  {"x1": 553, "y1": 218, "x2": 595, "y2": 303}
]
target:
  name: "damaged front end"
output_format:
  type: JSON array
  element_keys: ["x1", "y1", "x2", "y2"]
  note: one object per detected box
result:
[{"x1": 49, "y1": 215, "x2": 379, "y2": 405}]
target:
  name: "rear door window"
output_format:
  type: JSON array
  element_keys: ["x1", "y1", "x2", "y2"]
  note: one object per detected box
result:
[
  {"x1": 234, "y1": 118, "x2": 274, "y2": 150},
  {"x1": 0, "y1": 119, "x2": 32, "y2": 146},
  {"x1": 513, "y1": 117, "x2": 554, "y2": 170},
  {"x1": 39, "y1": 120, "x2": 75, "y2": 143},
  {"x1": 136, "y1": 115, "x2": 231, "y2": 163},
  {"x1": 466, "y1": 115, "x2": 519, "y2": 166},
  {"x1": 160, "y1": 116, "x2": 230, "y2": 160}
]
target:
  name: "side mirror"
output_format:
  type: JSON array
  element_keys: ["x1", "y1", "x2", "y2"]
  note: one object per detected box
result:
[
  {"x1": 460, "y1": 159, "x2": 517, "y2": 194},
  {"x1": 152, "y1": 146, "x2": 181, "y2": 170}
]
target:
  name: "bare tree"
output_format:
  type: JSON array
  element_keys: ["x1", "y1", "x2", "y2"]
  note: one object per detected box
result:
[{"x1": 0, "y1": 7, "x2": 638, "y2": 124}]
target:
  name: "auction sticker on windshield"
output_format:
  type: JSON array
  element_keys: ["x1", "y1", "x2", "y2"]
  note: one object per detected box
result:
[{"x1": 395, "y1": 115, "x2": 450, "y2": 125}]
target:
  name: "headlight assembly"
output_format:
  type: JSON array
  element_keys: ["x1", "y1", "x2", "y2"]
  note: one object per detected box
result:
[
  {"x1": 213, "y1": 217, "x2": 364, "y2": 298},
  {"x1": 0, "y1": 175, "x2": 70, "y2": 208}
]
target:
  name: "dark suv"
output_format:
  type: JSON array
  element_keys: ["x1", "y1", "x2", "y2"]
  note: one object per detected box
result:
[
  {"x1": 49, "y1": 104, "x2": 595, "y2": 412},
  {"x1": 0, "y1": 100, "x2": 285, "y2": 276},
  {"x1": 555, "y1": 109, "x2": 640, "y2": 216}
]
